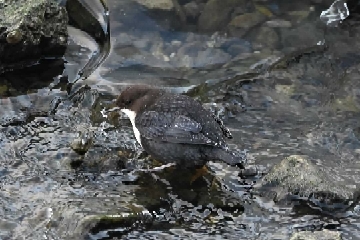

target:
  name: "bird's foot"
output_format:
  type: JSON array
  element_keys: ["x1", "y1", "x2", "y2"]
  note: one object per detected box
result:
[{"x1": 190, "y1": 165, "x2": 209, "y2": 185}]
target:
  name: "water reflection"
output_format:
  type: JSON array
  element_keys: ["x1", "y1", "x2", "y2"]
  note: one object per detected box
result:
[
  {"x1": 0, "y1": 59, "x2": 65, "y2": 97},
  {"x1": 66, "y1": 0, "x2": 111, "y2": 81}
]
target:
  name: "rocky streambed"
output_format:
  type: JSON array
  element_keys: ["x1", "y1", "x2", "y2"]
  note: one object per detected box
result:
[{"x1": 1, "y1": 0, "x2": 360, "y2": 239}]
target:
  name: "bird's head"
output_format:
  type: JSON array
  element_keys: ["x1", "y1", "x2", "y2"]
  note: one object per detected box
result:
[{"x1": 115, "y1": 84, "x2": 162, "y2": 112}]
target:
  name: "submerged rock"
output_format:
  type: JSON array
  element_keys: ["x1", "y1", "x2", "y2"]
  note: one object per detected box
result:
[
  {"x1": 0, "y1": 0, "x2": 68, "y2": 70},
  {"x1": 257, "y1": 155, "x2": 359, "y2": 211},
  {"x1": 228, "y1": 11, "x2": 267, "y2": 37},
  {"x1": 131, "y1": 0, "x2": 186, "y2": 30},
  {"x1": 133, "y1": 0, "x2": 174, "y2": 10},
  {"x1": 198, "y1": 0, "x2": 243, "y2": 32}
]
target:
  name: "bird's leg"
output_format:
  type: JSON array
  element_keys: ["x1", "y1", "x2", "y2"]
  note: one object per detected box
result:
[
  {"x1": 190, "y1": 166, "x2": 222, "y2": 191},
  {"x1": 209, "y1": 175, "x2": 218, "y2": 190},
  {"x1": 190, "y1": 165, "x2": 209, "y2": 185}
]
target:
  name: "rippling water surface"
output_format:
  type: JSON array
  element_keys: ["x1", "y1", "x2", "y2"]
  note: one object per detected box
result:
[{"x1": 1, "y1": 0, "x2": 360, "y2": 239}]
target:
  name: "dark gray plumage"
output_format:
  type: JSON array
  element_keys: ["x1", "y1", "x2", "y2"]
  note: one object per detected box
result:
[{"x1": 115, "y1": 85, "x2": 244, "y2": 169}]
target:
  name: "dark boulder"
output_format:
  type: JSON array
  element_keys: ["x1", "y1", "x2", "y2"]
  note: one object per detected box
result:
[{"x1": 0, "y1": 0, "x2": 68, "y2": 71}]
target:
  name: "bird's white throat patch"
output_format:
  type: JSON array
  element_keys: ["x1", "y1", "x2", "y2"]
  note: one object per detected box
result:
[{"x1": 121, "y1": 109, "x2": 142, "y2": 147}]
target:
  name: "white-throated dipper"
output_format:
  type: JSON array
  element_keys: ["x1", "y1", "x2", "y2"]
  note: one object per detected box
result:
[{"x1": 115, "y1": 84, "x2": 245, "y2": 169}]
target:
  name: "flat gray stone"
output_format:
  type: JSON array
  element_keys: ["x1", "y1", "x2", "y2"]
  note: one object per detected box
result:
[{"x1": 290, "y1": 229, "x2": 342, "y2": 240}]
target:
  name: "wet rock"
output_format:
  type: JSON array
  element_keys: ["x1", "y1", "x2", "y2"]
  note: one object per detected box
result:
[
  {"x1": 290, "y1": 229, "x2": 342, "y2": 240},
  {"x1": 0, "y1": 0, "x2": 68, "y2": 70},
  {"x1": 257, "y1": 155, "x2": 359, "y2": 211},
  {"x1": 55, "y1": 185, "x2": 142, "y2": 239},
  {"x1": 228, "y1": 11, "x2": 267, "y2": 37},
  {"x1": 85, "y1": 213, "x2": 155, "y2": 239},
  {"x1": 198, "y1": 0, "x2": 245, "y2": 32},
  {"x1": 70, "y1": 128, "x2": 94, "y2": 155}
]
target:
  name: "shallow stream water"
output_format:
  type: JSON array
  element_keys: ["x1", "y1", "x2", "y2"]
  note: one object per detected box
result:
[{"x1": 1, "y1": 0, "x2": 360, "y2": 239}]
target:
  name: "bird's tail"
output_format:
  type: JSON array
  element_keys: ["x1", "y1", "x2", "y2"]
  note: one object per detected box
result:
[{"x1": 210, "y1": 149, "x2": 246, "y2": 169}]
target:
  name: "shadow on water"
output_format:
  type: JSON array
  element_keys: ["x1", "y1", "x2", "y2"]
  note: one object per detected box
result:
[
  {"x1": 85, "y1": 167, "x2": 247, "y2": 239},
  {"x1": 0, "y1": 59, "x2": 65, "y2": 97},
  {"x1": 2, "y1": 0, "x2": 360, "y2": 239}
]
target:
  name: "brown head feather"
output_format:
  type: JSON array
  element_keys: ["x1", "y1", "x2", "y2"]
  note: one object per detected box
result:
[{"x1": 115, "y1": 85, "x2": 164, "y2": 112}]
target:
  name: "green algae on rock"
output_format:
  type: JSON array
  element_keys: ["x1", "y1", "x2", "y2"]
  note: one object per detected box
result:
[{"x1": 0, "y1": 0, "x2": 68, "y2": 70}]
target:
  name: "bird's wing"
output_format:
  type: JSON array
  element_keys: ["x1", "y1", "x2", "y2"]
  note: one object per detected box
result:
[{"x1": 136, "y1": 110, "x2": 217, "y2": 145}]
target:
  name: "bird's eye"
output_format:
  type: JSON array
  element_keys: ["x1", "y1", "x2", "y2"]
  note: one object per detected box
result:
[{"x1": 124, "y1": 99, "x2": 132, "y2": 105}]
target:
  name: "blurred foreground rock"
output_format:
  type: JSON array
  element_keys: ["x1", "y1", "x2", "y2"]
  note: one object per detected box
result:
[
  {"x1": 0, "y1": 0, "x2": 68, "y2": 72},
  {"x1": 257, "y1": 155, "x2": 360, "y2": 211}
]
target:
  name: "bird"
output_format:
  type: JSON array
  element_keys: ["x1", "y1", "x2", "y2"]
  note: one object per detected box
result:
[{"x1": 115, "y1": 84, "x2": 245, "y2": 172}]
